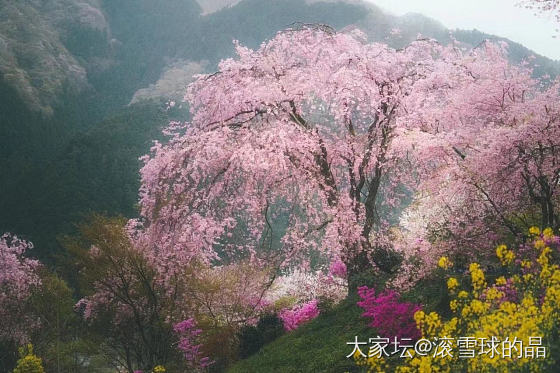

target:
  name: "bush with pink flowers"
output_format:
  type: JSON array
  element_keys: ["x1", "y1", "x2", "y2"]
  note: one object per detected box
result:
[
  {"x1": 357, "y1": 286, "x2": 421, "y2": 340},
  {"x1": 174, "y1": 318, "x2": 213, "y2": 370},
  {"x1": 278, "y1": 299, "x2": 320, "y2": 331}
]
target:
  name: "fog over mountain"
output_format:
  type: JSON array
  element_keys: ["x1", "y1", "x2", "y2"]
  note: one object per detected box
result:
[
  {"x1": 0, "y1": 0, "x2": 107, "y2": 114},
  {"x1": 0, "y1": 0, "x2": 558, "y2": 261},
  {"x1": 1, "y1": 0, "x2": 557, "y2": 115}
]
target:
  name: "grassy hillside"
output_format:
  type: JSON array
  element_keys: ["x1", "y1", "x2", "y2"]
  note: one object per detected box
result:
[
  {"x1": 228, "y1": 297, "x2": 370, "y2": 373},
  {"x1": 228, "y1": 272, "x2": 452, "y2": 373}
]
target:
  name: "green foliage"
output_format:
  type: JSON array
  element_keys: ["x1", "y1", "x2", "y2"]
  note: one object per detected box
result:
[
  {"x1": 400, "y1": 269, "x2": 453, "y2": 319},
  {"x1": 13, "y1": 345, "x2": 44, "y2": 373},
  {"x1": 65, "y1": 215, "x2": 185, "y2": 372},
  {"x1": 0, "y1": 341, "x2": 18, "y2": 373},
  {"x1": 29, "y1": 271, "x2": 107, "y2": 372},
  {"x1": 229, "y1": 298, "x2": 370, "y2": 373},
  {"x1": 0, "y1": 99, "x2": 167, "y2": 264},
  {"x1": 237, "y1": 314, "x2": 284, "y2": 359},
  {"x1": 237, "y1": 327, "x2": 261, "y2": 360}
]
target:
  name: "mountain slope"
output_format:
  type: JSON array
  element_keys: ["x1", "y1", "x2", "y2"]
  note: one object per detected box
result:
[{"x1": 0, "y1": 0, "x2": 558, "y2": 263}]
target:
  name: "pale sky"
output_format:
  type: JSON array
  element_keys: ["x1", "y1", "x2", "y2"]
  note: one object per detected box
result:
[{"x1": 367, "y1": 0, "x2": 560, "y2": 60}]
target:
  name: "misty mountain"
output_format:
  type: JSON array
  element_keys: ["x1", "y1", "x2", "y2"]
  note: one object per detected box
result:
[
  {"x1": 2, "y1": 0, "x2": 557, "y2": 114},
  {"x1": 0, "y1": 0, "x2": 558, "y2": 261}
]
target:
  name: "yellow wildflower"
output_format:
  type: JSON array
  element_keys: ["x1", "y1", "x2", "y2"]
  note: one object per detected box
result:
[
  {"x1": 496, "y1": 244, "x2": 514, "y2": 265},
  {"x1": 469, "y1": 263, "x2": 486, "y2": 292},
  {"x1": 496, "y1": 276, "x2": 507, "y2": 286},
  {"x1": 461, "y1": 304, "x2": 471, "y2": 318},
  {"x1": 538, "y1": 246, "x2": 552, "y2": 267},
  {"x1": 447, "y1": 277, "x2": 459, "y2": 291},
  {"x1": 529, "y1": 226, "x2": 541, "y2": 236},
  {"x1": 485, "y1": 287, "x2": 504, "y2": 301},
  {"x1": 438, "y1": 256, "x2": 451, "y2": 269},
  {"x1": 521, "y1": 260, "x2": 532, "y2": 269},
  {"x1": 470, "y1": 299, "x2": 485, "y2": 314},
  {"x1": 543, "y1": 227, "x2": 554, "y2": 239}
]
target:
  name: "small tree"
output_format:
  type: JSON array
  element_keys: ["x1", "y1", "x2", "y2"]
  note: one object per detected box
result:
[
  {"x1": 71, "y1": 215, "x2": 270, "y2": 371},
  {"x1": 68, "y1": 216, "x2": 183, "y2": 373},
  {"x1": 30, "y1": 271, "x2": 101, "y2": 372}
]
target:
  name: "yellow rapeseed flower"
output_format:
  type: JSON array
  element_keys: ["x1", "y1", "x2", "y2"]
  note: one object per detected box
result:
[
  {"x1": 496, "y1": 244, "x2": 515, "y2": 265},
  {"x1": 447, "y1": 277, "x2": 459, "y2": 291},
  {"x1": 529, "y1": 226, "x2": 541, "y2": 236},
  {"x1": 469, "y1": 263, "x2": 486, "y2": 292},
  {"x1": 361, "y1": 232, "x2": 560, "y2": 373},
  {"x1": 543, "y1": 227, "x2": 554, "y2": 239},
  {"x1": 438, "y1": 256, "x2": 451, "y2": 269},
  {"x1": 496, "y1": 276, "x2": 507, "y2": 286}
]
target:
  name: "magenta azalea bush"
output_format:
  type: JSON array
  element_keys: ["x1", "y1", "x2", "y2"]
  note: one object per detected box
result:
[
  {"x1": 357, "y1": 286, "x2": 421, "y2": 340},
  {"x1": 174, "y1": 318, "x2": 213, "y2": 369},
  {"x1": 278, "y1": 299, "x2": 320, "y2": 332}
]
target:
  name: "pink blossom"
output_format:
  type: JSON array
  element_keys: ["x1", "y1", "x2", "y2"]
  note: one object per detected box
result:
[
  {"x1": 174, "y1": 318, "x2": 213, "y2": 368},
  {"x1": 134, "y1": 26, "x2": 515, "y2": 286},
  {"x1": 329, "y1": 259, "x2": 347, "y2": 278},
  {"x1": 357, "y1": 286, "x2": 421, "y2": 340},
  {"x1": 0, "y1": 233, "x2": 41, "y2": 344},
  {"x1": 278, "y1": 299, "x2": 320, "y2": 331}
]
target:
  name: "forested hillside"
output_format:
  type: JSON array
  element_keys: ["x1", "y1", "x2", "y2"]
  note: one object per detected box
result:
[
  {"x1": 0, "y1": 0, "x2": 370, "y2": 261},
  {"x1": 2, "y1": 1, "x2": 560, "y2": 372},
  {"x1": 2, "y1": 0, "x2": 558, "y2": 263}
]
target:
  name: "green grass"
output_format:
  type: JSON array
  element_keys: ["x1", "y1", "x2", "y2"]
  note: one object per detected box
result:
[
  {"x1": 227, "y1": 297, "x2": 370, "y2": 373},
  {"x1": 227, "y1": 274, "x2": 451, "y2": 373}
]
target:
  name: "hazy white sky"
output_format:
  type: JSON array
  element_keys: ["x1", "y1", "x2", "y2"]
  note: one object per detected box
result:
[{"x1": 367, "y1": 0, "x2": 560, "y2": 60}]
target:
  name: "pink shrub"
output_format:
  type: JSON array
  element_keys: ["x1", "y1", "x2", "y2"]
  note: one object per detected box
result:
[
  {"x1": 0, "y1": 233, "x2": 41, "y2": 344},
  {"x1": 329, "y1": 259, "x2": 347, "y2": 279},
  {"x1": 174, "y1": 318, "x2": 212, "y2": 369},
  {"x1": 357, "y1": 286, "x2": 421, "y2": 340},
  {"x1": 278, "y1": 299, "x2": 320, "y2": 331}
]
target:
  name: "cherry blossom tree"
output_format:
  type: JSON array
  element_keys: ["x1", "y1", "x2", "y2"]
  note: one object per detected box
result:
[
  {"x1": 400, "y1": 41, "x2": 560, "y2": 265},
  {"x1": 0, "y1": 233, "x2": 41, "y2": 345},
  {"x1": 135, "y1": 26, "x2": 484, "y2": 288}
]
